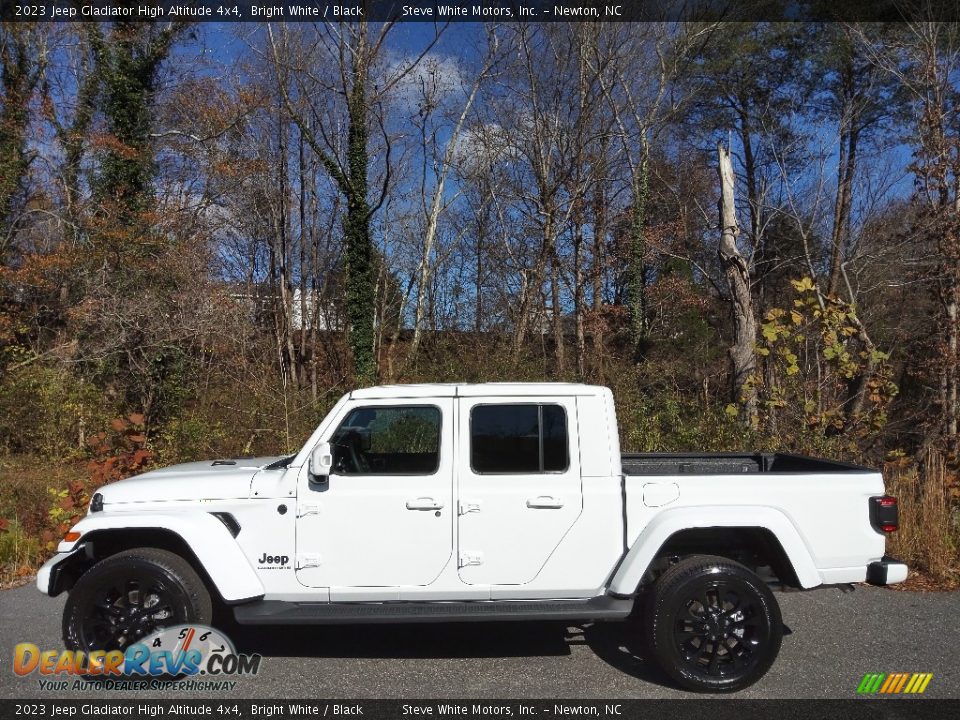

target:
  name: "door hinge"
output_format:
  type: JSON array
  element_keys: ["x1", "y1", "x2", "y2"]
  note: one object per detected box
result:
[
  {"x1": 458, "y1": 500, "x2": 482, "y2": 515},
  {"x1": 296, "y1": 553, "x2": 322, "y2": 570},
  {"x1": 458, "y1": 552, "x2": 483, "y2": 568},
  {"x1": 298, "y1": 504, "x2": 320, "y2": 518}
]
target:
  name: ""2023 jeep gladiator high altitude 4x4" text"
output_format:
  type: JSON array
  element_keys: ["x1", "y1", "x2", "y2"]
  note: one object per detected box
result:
[{"x1": 36, "y1": 383, "x2": 907, "y2": 691}]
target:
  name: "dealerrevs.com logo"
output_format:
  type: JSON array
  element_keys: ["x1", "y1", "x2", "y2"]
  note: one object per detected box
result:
[
  {"x1": 857, "y1": 672, "x2": 934, "y2": 695},
  {"x1": 13, "y1": 625, "x2": 261, "y2": 691}
]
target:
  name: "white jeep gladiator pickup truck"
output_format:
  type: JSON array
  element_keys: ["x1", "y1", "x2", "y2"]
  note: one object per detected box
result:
[{"x1": 37, "y1": 383, "x2": 906, "y2": 692}]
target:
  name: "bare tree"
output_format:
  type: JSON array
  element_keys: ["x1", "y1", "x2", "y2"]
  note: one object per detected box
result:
[
  {"x1": 718, "y1": 143, "x2": 758, "y2": 425},
  {"x1": 593, "y1": 23, "x2": 706, "y2": 359},
  {"x1": 406, "y1": 32, "x2": 497, "y2": 362},
  {"x1": 0, "y1": 22, "x2": 49, "y2": 252},
  {"x1": 266, "y1": 21, "x2": 443, "y2": 385},
  {"x1": 477, "y1": 25, "x2": 599, "y2": 364},
  {"x1": 857, "y1": 20, "x2": 960, "y2": 446}
]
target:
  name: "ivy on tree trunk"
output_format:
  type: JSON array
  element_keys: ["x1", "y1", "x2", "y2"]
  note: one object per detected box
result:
[
  {"x1": 628, "y1": 154, "x2": 650, "y2": 360},
  {"x1": 342, "y1": 61, "x2": 376, "y2": 386},
  {"x1": 91, "y1": 23, "x2": 177, "y2": 221}
]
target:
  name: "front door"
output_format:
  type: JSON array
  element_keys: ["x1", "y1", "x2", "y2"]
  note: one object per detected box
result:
[
  {"x1": 456, "y1": 397, "x2": 582, "y2": 586},
  {"x1": 295, "y1": 398, "x2": 454, "y2": 593}
]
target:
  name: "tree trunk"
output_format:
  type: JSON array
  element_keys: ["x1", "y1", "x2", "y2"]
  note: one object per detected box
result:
[
  {"x1": 573, "y1": 199, "x2": 586, "y2": 380},
  {"x1": 945, "y1": 281, "x2": 958, "y2": 441},
  {"x1": 718, "y1": 143, "x2": 758, "y2": 427},
  {"x1": 829, "y1": 98, "x2": 858, "y2": 297},
  {"x1": 551, "y1": 247, "x2": 565, "y2": 373},
  {"x1": 342, "y1": 33, "x2": 377, "y2": 385},
  {"x1": 629, "y1": 149, "x2": 650, "y2": 360},
  {"x1": 276, "y1": 106, "x2": 299, "y2": 387},
  {"x1": 591, "y1": 140, "x2": 608, "y2": 373},
  {"x1": 511, "y1": 215, "x2": 554, "y2": 357},
  {"x1": 592, "y1": 141, "x2": 607, "y2": 315},
  {"x1": 297, "y1": 127, "x2": 310, "y2": 387},
  {"x1": 843, "y1": 311, "x2": 879, "y2": 426},
  {"x1": 475, "y1": 207, "x2": 484, "y2": 333},
  {"x1": 409, "y1": 68, "x2": 485, "y2": 362}
]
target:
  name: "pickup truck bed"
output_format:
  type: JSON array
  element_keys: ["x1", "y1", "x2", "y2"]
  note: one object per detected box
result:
[{"x1": 621, "y1": 452, "x2": 873, "y2": 476}]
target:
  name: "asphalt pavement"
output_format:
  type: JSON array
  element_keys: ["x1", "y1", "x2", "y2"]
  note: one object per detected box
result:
[{"x1": 0, "y1": 582, "x2": 957, "y2": 699}]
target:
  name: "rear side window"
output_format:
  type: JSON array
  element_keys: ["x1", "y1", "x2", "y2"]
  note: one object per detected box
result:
[
  {"x1": 470, "y1": 404, "x2": 569, "y2": 474},
  {"x1": 330, "y1": 406, "x2": 441, "y2": 475}
]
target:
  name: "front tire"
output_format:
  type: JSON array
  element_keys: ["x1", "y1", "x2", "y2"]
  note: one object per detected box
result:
[
  {"x1": 63, "y1": 547, "x2": 212, "y2": 652},
  {"x1": 643, "y1": 554, "x2": 783, "y2": 693}
]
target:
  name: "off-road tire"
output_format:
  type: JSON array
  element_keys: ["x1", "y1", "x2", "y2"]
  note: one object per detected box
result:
[
  {"x1": 63, "y1": 547, "x2": 212, "y2": 652},
  {"x1": 643, "y1": 554, "x2": 783, "y2": 693}
]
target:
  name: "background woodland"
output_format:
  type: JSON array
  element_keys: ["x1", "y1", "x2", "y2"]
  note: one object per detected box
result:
[{"x1": 1, "y1": 17, "x2": 958, "y2": 586}]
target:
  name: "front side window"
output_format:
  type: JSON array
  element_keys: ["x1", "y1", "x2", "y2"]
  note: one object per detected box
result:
[
  {"x1": 330, "y1": 406, "x2": 441, "y2": 475},
  {"x1": 470, "y1": 404, "x2": 569, "y2": 474}
]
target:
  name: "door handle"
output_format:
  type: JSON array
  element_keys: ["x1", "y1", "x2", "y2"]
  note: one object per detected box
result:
[
  {"x1": 526, "y1": 496, "x2": 564, "y2": 509},
  {"x1": 406, "y1": 497, "x2": 444, "y2": 511}
]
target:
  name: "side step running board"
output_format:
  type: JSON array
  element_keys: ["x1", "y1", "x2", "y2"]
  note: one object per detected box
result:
[{"x1": 233, "y1": 596, "x2": 633, "y2": 625}]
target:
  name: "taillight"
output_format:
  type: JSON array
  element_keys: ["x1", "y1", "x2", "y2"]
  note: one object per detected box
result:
[{"x1": 869, "y1": 495, "x2": 899, "y2": 534}]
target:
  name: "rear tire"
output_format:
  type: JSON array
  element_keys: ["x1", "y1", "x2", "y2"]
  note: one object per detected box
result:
[
  {"x1": 63, "y1": 547, "x2": 212, "y2": 652},
  {"x1": 643, "y1": 554, "x2": 783, "y2": 693}
]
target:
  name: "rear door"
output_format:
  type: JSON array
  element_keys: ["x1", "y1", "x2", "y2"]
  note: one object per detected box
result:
[{"x1": 456, "y1": 396, "x2": 582, "y2": 586}]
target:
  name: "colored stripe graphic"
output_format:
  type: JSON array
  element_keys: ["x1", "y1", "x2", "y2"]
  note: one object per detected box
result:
[
  {"x1": 880, "y1": 674, "x2": 898, "y2": 693},
  {"x1": 857, "y1": 673, "x2": 884, "y2": 694},
  {"x1": 857, "y1": 673, "x2": 933, "y2": 694}
]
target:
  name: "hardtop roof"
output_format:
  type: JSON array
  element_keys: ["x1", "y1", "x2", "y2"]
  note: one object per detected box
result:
[{"x1": 349, "y1": 382, "x2": 608, "y2": 400}]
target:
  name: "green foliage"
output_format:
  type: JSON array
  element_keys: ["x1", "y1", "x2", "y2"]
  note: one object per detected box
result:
[
  {"x1": 683, "y1": 22, "x2": 812, "y2": 166},
  {"x1": 758, "y1": 278, "x2": 898, "y2": 440},
  {"x1": 603, "y1": 362, "x2": 754, "y2": 453},
  {"x1": 367, "y1": 409, "x2": 440, "y2": 454},
  {"x1": 90, "y1": 22, "x2": 182, "y2": 215},
  {"x1": 0, "y1": 25, "x2": 43, "y2": 234},
  {"x1": 0, "y1": 519, "x2": 43, "y2": 583},
  {"x1": 0, "y1": 365, "x2": 112, "y2": 457},
  {"x1": 144, "y1": 345, "x2": 194, "y2": 425},
  {"x1": 622, "y1": 392, "x2": 759, "y2": 453},
  {"x1": 152, "y1": 414, "x2": 227, "y2": 466},
  {"x1": 45, "y1": 482, "x2": 89, "y2": 551}
]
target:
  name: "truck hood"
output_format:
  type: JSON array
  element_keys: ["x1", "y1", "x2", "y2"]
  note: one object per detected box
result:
[{"x1": 97, "y1": 457, "x2": 286, "y2": 505}]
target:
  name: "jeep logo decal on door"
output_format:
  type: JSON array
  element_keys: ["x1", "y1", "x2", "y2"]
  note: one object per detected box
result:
[{"x1": 257, "y1": 553, "x2": 290, "y2": 566}]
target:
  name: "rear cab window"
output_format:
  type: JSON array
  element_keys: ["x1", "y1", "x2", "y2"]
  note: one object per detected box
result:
[{"x1": 470, "y1": 404, "x2": 568, "y2": 473}]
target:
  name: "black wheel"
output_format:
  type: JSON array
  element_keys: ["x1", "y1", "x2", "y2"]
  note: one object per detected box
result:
[
  {"x1": 643, "y1": 554, "x2": 783, "y2": 693},
  {"x1": 63, "y1": 548, "x2": 212, "y2": 652}
]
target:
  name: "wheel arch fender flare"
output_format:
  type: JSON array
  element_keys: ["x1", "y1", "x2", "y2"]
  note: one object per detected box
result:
[
  {"x1": 608, "y1": 505, "x2": 821, "y2": 593},
  {"x1": 52, "y1": 512, "x2": 265, "y2": 603}
]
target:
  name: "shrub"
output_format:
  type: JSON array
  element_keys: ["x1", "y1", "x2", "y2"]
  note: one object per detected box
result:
[
  {"x1": 0, "y1": 518, "x2": 43, "y2": 585},
  {"x1": 885, "y1": 449, "x2": 958, "y2": 585},
  {"x1": 0, "y1": 365, "x2": 112, "y2": 458},
  {"x1": 86, "y1": 414, "x2": 154, "y2": 487}
]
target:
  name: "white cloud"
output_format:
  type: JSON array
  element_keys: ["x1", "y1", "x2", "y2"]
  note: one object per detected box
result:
[{"x1": 384, "y1": 52, "x2": 470, "y2": 115}]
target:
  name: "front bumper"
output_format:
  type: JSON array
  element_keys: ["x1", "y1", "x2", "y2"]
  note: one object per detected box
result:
[{"x1": 866, "y1": 556, "x2": 909, "y2": 585}]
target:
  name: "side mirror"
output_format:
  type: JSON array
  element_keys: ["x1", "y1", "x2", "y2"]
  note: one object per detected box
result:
[{"x1": 309, "y1": 442, "x2": 333, "y2": 481}]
